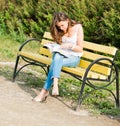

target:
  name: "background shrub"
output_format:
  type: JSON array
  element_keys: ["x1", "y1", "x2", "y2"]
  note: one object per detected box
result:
[
  {"x1": 0, "y1": 0, "x2": 119, "y2": 46},
  {"x1": 0, "y1": 0, "x2": 119, "y2": 47}
]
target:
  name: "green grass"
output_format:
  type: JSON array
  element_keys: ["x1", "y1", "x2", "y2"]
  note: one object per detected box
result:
[
  {"x1": 0, "y1": 36, "x2": 20, "y2": 61},
  {"x1": 0, "y1": 35, "x2": 120, "y2": 117}
]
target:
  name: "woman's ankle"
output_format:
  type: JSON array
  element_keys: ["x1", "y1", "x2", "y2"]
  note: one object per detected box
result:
[
  {"x1": 53, "y1": 78, "x2": 58, "y2": 85},
  {"x1": 40, "y1": 88, "x2": 48, "y2": 95}
]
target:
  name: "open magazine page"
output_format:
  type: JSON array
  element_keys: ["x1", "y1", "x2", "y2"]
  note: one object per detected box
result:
[{"x1": 43, "y1": 43, "x2": 70, "y2": 57}]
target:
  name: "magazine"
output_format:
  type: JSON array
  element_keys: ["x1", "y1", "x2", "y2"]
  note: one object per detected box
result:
[{"x1": 43, "y1": 43, "x2": 69, "y2": 57}]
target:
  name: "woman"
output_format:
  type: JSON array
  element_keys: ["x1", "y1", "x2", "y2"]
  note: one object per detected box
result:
[{"x1": 33, "y1": 12, "x2": 84, "y2": 102}]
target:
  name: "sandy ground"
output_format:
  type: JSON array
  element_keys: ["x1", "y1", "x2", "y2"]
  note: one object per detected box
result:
[{"x1": 0, "y1": 76, "x2": 119, "y2": 126}]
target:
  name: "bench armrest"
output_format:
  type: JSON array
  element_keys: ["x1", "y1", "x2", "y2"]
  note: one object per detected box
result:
[{"x1": 19, "y1": 38, "x2": 41, "y2": 51}]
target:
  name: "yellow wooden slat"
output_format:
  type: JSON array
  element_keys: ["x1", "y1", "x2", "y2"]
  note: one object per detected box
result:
[
  {"x1": 18, "y1": 51, "x2": 52, "y2": 65},
  {"x1": 84, "y1": 41, "x2": 117, "y2": 55},
  {"x1": 62, "y1": 67, "x2": 108, "y2": 80},
  {"x1": 82, "y1": 51, "x2": 113, "y2": 65},
  {"x1": 39, "y1": 48, "x2": 52, "y2": 58},
  {"x1": 41, "y1": 39, "x2": 55, "y2": 45},
  {"x1": 43, "y1": 32, "x2": 53, "y2": 40},
  {"x1": 79, "y1": 59, "x2": 111, "y2": 76}
]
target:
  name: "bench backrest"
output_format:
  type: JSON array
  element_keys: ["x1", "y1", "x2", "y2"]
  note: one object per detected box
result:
[{"x1": 40, "y1": 32, "x2": 118, "y2": 77}]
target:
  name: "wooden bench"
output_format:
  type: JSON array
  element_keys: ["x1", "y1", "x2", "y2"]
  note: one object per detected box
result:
[{"x1": 13, "y1": 32, "x2": 120, "y2": 110}]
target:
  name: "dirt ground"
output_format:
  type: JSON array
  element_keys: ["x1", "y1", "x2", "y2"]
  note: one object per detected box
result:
[{"x1": 0, "y1": 75, "x2": 120, "y2": 126}]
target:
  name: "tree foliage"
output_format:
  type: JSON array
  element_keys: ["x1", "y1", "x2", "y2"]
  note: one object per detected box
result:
[{"x1": 0, "y1": 0, "x2": 120, "y2": 48}]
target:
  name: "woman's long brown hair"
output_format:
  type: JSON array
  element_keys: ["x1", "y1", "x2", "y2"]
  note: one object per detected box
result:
[{"x1": 50, "y1": 12, "x2": 79, "y2": 44}]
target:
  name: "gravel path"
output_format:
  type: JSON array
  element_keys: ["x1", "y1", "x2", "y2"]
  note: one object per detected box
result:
[{"x1": 0, "y1": 76, "x2": 120, "y2": 126}]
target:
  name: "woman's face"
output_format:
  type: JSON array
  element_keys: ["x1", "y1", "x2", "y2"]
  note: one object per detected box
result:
[{"x1": 56, "y1": 20, "x2": 69, "y2": 33}]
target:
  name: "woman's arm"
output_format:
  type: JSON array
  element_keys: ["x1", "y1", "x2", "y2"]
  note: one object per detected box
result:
[{"x1": 72, "y1": 24, "x2": 84, "y2": 52}]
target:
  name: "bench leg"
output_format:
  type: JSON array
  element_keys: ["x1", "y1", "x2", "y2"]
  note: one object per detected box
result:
[
  {"x1": 76, "y1": 80, "x2": 86, "y2": 111},
  {"x1": 116, "y1": 72, "x2": 120, "y2": 107},
  {"x1": 13, "y1": 55, "x2": 20, "y2": 82}
]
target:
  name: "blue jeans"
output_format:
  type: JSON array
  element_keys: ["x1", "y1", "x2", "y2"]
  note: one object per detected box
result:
[{"x1": 43, "y1": 52, "x2": 80, "y2": 90}]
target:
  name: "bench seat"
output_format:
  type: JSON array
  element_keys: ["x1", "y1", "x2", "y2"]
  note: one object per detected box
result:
[{"x1": 18, "y1": 51, "x2": 108, "y2": 80}]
